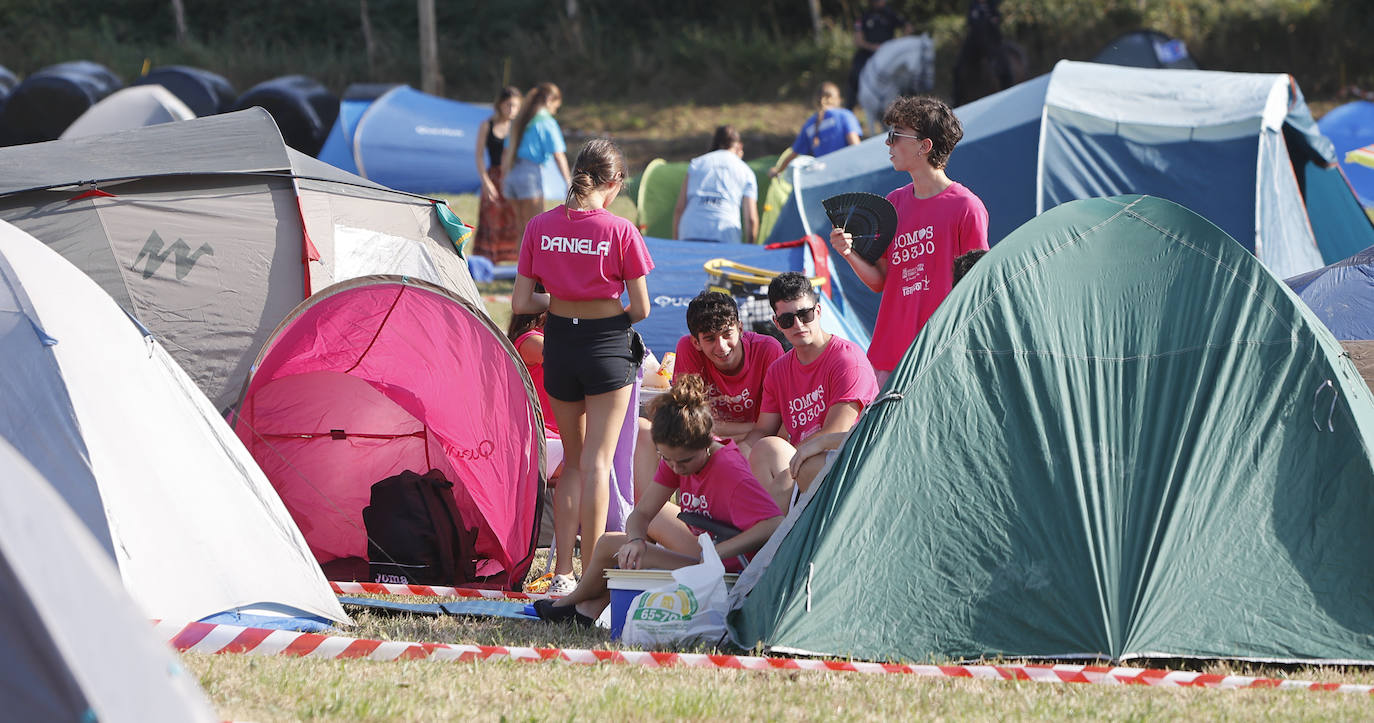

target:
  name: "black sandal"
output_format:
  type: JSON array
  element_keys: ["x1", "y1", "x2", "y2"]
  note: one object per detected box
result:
[{"x1": 533, "y1": 598, "x2": 595, "y2": 627}]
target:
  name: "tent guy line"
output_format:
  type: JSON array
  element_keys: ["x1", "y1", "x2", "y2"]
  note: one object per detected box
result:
[{"x1": 155, "y1": 619, "x2": 1374, "y2": 695}]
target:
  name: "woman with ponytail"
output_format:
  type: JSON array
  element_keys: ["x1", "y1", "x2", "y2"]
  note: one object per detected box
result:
[
  {"x1": 502, "y1": 82, "x2": 571, "y2": 249},
  {"x1": 768, "y1": 81, "x2": 862, "y2": 179},
  {"x1": 534, "y1": 374, "x2": 783, "y2": 625},
  {"x1": 513, "y1": 138, "x2": 654, "y2": 596}
]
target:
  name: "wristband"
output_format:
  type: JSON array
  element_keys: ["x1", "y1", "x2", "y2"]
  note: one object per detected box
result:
[{"x1": 627, "y1": 537, "x2": 644, "y2": 544}]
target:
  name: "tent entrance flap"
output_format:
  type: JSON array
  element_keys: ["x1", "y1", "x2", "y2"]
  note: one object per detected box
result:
[
  {"x1": 235, "y1": 278, "x2": 544, "y2": 590},
  {"x1": 244, "y1": 370, "x2": 452, "y2": 566}
]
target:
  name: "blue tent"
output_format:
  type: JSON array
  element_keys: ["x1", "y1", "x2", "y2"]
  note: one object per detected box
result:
[
  {"x1": 632, "y1": 237, "x2": 870, "y2": 361},
  {"x1": 1288, "y1": 246, "x2": 1374, "y2": 341},
  {"x1": 134, "y1": 65, "x2": 236, "y2": 117},
  {"x1": 768, "y1": 61, "x2": 1374, "y2": 332},
  {"x1": 318, "y1": 85, "x2": 566, "y2": 198},
  {"x1": 0, "y1": 61, "x2": 122, "y2": 145},
  {"x1": 1316, "y1": 100, "x2": 1374, "y2": 209}
]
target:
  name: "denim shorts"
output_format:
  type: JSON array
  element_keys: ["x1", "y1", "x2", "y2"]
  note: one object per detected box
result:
[
  {"x1": 543, "y1": 313, "x2": 645, "y2": 401},
  {"x1": 503, "y1": 159, "x2": 544, "y2": 201}
]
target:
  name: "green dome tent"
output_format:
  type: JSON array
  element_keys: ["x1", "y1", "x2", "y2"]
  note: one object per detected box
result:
[
  {"x1": 730, "y1": 195, "x2": 1374, "y2": 664},
  {"x1": 634, "y1": 154, "x2": 782, "y2": 242}
]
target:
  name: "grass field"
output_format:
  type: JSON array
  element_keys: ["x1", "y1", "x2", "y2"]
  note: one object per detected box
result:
[
  {"x1": 175, "y1": 557, "x2": 1374, "y2": 721},
  {"x1": 181, "y1": 591, "x2": 1374, "y2": 721}
]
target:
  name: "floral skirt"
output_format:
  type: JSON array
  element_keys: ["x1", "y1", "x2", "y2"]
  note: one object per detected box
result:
[{"x1": 473, "y1": 166, "x2": 519, "y2": 264}]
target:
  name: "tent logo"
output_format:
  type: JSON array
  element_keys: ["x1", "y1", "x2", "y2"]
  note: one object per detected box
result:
[
  {"x1": 133, "y1": 231, "x2": 215, "y2": 280},
  {"x1": 455, "y1": 439, "x2": 496, "y2": 461}
]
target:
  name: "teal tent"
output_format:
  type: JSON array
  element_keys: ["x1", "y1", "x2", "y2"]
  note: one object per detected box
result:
[{"x1": 730, "y1": 195, "x2": 1374, "y2": 664}]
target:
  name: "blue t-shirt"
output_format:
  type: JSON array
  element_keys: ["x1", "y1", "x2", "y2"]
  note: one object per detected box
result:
[
  {"x1": 516, "y1": 110, "x2": 567, "y2": 164},
  {"x1": 678, "y1": 149, "x2": 758, "y2": 244},
  {"x1": 790, "y1": 108, "x2": 862, "y2": 157}
]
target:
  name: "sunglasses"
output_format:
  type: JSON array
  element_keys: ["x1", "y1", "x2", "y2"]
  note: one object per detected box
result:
[
  {"x1": 886, "y1": 130, "x2": 923, "y2": 145},
  {"x1": 774, "y1": 304, "x2": 818, "y2": 329}
]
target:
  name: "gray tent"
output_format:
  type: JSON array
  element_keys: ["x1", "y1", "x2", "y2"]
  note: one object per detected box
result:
[
  {"x1": 0, "y1": 439, "x2": 216, "y2": 722},
  {"x1": 0, "y1": 108, "x2": 480, "y2": 410}
]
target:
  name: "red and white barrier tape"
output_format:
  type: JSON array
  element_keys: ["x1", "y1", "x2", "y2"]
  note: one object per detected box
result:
[
  {"x1": 329, "y1": 580, "x2": 551, "y2": 600},
  {"x1": 160, "y1": 619, "x2": 1374, "y2": 695}
]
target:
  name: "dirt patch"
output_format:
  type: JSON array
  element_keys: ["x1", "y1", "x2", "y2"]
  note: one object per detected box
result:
[{"x1": 559, "y1": 100, "x2": 826, "y2": 173}]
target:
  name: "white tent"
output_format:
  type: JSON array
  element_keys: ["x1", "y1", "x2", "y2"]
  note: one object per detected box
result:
[
  {"x1": 60, "y1": 84, "x2": 195, "y2": 139},
  {"x1": 0, "y1": 109, "x2": 479, "y2": 411},
  {"x1": 0, "y1": 439, "x2": 216, "y2": 722},
  {"x1": 0, "y1": 218, "x2": 347, "y2": 625}
]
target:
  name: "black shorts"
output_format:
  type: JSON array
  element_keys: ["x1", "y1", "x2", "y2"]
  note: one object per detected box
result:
[{"x1": 543, "y1": 313, "x2": 644, "y2": 402}]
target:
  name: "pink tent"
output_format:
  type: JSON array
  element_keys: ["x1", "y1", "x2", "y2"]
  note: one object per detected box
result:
[{"x1": 233, "y1": 275, "x2": 543, "y2": 589}]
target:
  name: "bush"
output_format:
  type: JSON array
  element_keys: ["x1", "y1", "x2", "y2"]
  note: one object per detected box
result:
[{"x1": 0, "y1": 0, "x2": 1367, "y2": 102}]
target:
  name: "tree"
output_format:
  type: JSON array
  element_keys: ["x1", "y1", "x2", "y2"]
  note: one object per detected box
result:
[
  {"x1": 170, "y1": 0, "x2": 188, "y2": 45},
  {"x1": 418, "y1": 0, "x2": 443, "y2": 95}
]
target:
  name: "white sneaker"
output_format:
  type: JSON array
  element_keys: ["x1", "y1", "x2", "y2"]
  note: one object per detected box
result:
[{"x1": 546, "y1": 573, "x2": 578, "y2": 596}]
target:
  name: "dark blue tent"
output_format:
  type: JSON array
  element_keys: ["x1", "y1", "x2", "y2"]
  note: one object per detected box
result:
[
  {"x1": 234, "y1": 75, "x2": 337, "y2": 157},
  {"x1": 1316, "y1": 101, "x2": 1374, "y2": 209},
  {"x1": 0, "y1": 65, "x2": 16, "y2": 120},
  {"x1": 134, "y1": 66, "x2": 236, "y2": 117},
  {"x1": 317, "y1": 85, "x2": 567, "y2": 198},
  {"x1": 0, "y1": 61, "x2": 122, "y2": 145},
  {"x1": 1092, "y1": 29, "x2": 1198, "y2": 69},
  {"x1": 1288, "y1": 246, "x2": 1374, "y2": 340}
]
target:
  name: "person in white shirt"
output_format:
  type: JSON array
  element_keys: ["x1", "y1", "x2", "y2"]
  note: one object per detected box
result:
[{"x1": 673, "y1": 125, "x2": 759, "y2": 244}]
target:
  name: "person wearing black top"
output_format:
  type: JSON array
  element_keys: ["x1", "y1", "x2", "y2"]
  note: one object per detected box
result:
[
  {"x1": 952, "y1": 0, "x2": 1012, "y2": 106},
  {"x1": 474, "y1": 86, "x2": 522, "y2": 263},
  {"x1": 846, "y1": 0, "x2": 912, "y2": 111}
]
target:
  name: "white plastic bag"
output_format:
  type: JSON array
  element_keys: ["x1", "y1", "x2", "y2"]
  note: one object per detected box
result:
[{"x1": 621, "y1": 534, "x2": 728, "y2": 647}]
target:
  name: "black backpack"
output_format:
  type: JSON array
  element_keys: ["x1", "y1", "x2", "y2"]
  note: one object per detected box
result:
[{"x1": 362, "y1": 469, "x2": 478, "y2": 585}]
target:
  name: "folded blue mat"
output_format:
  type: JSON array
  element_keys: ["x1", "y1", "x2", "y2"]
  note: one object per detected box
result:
[{"x1": 338, "y1": 596, "x2": 538, "y2": 620}]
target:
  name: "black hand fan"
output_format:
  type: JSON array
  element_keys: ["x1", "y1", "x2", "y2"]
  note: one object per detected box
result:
[{"x1": 822, "y1": 192, "x2": 898, "y2": 265}]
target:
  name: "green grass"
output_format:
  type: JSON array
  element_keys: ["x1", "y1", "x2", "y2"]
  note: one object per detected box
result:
[
  {"x1": 182, "y1": 599, "x2": 1374, "y2": 722},
  {"x1": 180, "y1": 547, "x2": 1374, "y2": 720}
]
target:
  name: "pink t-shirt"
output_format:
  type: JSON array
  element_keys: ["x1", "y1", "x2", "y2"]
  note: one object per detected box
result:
[
  {"x1": 517, "y1": 206, "x2": 654, "y2": 301},
  {"x1": 653, "y1": 439, "x2": 781, "y2": 573},
  {"x1": 513, "y1": 330, "x2": 558, "y2": 435},
  {"x1": 867, "y1": 181, "x2": 989, "y2": 371},
  {"x1": 672, "y1": 331, "x2": 784, "y2": 424},
  {"x1": 760, "y1": 336, "x2": 879, "y2": 442}
]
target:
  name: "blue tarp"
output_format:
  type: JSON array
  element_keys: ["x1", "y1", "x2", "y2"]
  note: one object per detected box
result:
[
  {"x1": 1316, "y1": 100, "x2": 1374, "y2": 209},
  {"x1": 767, "y1": 61, "x2": 1374, "y2": 332},
  {"x1": 1287, "y1": 245, "x2": 1374, "y2": 340},
  {"x1": 317, "y1": 85, "x2": 566, "y2": 198}
]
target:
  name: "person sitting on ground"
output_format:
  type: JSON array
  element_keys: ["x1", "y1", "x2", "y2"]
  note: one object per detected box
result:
[
  {"x1": 830, "y1": 95, "x2": 989, "y2": 388},
  {"x1": 673, "y1": 125, "x2": 759, "y2": 244},
  {"x1": 743, "y1": 272, "x2": 879, "y2": 510},
  {"x1": 508, "y1": 312, "x2": 559, "y2": 438},
  {"x1": 952, "y1": 248, "x2": 987, "y2": 287},
  {"x1": 631, "y1": 291, "x2": 784, "y2": 507},
  {"x1": 534, "y1": 374, "x2": 783, "y2": 627},
  {"x1": 769, "y1": 82, "x2": 863, "y2": 180}
]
